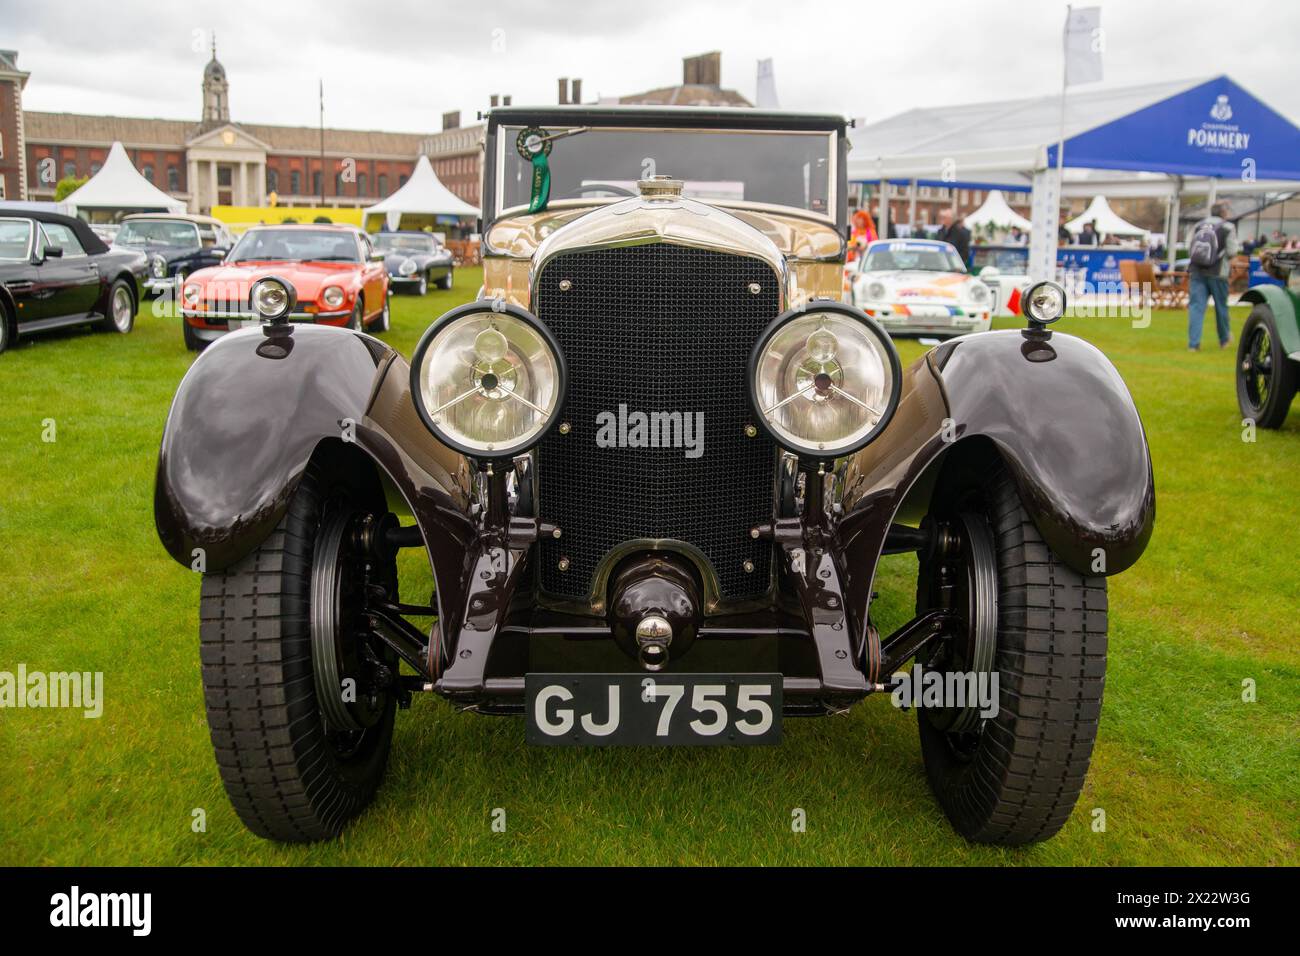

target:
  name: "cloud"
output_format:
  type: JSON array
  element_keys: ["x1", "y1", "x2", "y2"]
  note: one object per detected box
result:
[{"x1": 6, "y1": 0, "x2": 1299, "y2": 131}]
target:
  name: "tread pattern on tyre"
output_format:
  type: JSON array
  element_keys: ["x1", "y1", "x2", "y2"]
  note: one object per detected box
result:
[
  {"x1": 920, "y1": 465, "x2": 1108, "y2": 845},
  {"x1": 198, "y1": 460, "x2": 393, "y2": 842}
]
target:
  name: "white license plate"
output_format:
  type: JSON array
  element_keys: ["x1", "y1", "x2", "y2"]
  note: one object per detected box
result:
[
  {"x1": 525, "y1": 673, "x2": 782, "y2": 746},
  {"x1": 905, "y1": 305, "x2": 953, "y2": 319}
]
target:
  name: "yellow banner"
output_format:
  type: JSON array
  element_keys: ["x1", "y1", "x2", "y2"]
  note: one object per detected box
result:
[{"x1": 210, "y1": 205, "x2": 365, "y2": 230}]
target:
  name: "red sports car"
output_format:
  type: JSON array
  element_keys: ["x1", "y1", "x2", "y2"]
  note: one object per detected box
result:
[{"x1": 179, "y1": 224, "x2": 390, "y2": 350}]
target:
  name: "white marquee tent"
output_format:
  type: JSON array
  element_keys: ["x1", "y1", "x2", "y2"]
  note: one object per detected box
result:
[
  {"x1": 1065, "y1": 195, "x2": 1148, "y2": 237},
  {"x1": 362, "y1": 155, "x2": 478, "y2": 231},
  {"x1": 963, "y1": 190, "x2": 1032, "y2": 232},
  {"x1": 848, "y1": 75, "x2": 1300, "y2": 278},
  {"x1": 61, "y1": 141, "x2": 185, "y2": 216}
]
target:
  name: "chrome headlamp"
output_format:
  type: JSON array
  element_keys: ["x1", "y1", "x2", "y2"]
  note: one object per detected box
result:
[
  {"x1": 865, "y1": 280, "x2": 888, "y2": 302},
  {"x1": 249, "y1": 276, "x2": 296, "y2": 322},
  {"x1": 410, "y1": 301, "x2": 567, "y2": 458},
  {"x1": 321, "y1": 285, "x2": 345, "y2": 309},
  {"x1": 966, "y1": 281, "x2": 991, "y2": 305},
  {"x1": 749, "y1": 301, "x2": 901, "y2": 460},
  {"x1": 1023, "y1": 280, "x2": 1067, "y2": 326},
  {"x1": 182, "y1": 283, "x2": 201, "y2": 305},
  {"x1": 399, "y1": 258, "x2": 417, "y2": 276},
  {"x1": 150, "y1": 254, "x2": 166, "y2": 278}
]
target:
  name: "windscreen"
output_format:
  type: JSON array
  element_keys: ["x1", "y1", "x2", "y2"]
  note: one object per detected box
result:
[
  {"x1": 228, "y1": 228, "x2": 360, "y2": 263},
  {"x1": 374, "y1": 233, "x2": 437, "y2": 253},
  {"x1": 863, "y1": 242, "x2": 966, "y2": 273},
  {"x1": 498, "y1": 126, "x2": 834, "y2": 216},
  {"x1": 116, "y1": 219, "x2": 200, "y2": 248}
]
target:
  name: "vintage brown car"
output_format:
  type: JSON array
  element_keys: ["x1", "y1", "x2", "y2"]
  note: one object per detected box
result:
[{"x1": 154, "y1": 106, "x2": 1155, "y2": 845}]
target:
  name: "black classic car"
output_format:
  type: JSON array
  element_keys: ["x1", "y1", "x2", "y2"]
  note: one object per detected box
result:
[
  {"x1": 114, "y1": 213, "x2": 234, "y2": 296},
  {"x1": 155, "y1": 107, "x2": 1155, "y2": 846},
  {"x1": 0, "y1": 211, "x2": 146, "y2": 354},
  {"x1": 373, "y1": 230, "x2": 454, "y2": 294}
]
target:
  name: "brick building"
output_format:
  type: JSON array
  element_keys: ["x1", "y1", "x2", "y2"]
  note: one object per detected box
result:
[
  {"x1": 10, "y1": 44, "x2": 435, "y2": 214},
  {"x1": 420, "y1": 109, "x2": 490, "y2": 210},
  {"x1": 859, "y1": 183, "x2": 1035, "y2": 234},
  {"x1": 2, "y1": 47, "x2": 758, "y2": 217},
  {"x1": 0, "y1": 49, "x2": 30, "y2": 201}
]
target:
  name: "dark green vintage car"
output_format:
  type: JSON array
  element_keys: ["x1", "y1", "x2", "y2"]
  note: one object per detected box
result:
[{"x1": 1237, "y1": 250, "x2": 1300, "y2": 428}]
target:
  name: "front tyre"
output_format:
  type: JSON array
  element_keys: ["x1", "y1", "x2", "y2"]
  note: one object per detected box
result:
[
  {"x1": 372, "y1": 294, "x2": 391, "y2": 333},
  {"x1": 916, "y1": 463, "x2": 1107, "y2": 845},
  {"x1": 182, "y1": 319, "x2": 206, "y2": 352},
  {"x1": 99, "y1": 278, "x2": 136, "y2": 334},
  {"x1": 437, "y1": 267, "x2": 454, "y2": 290},
  {"x1": 198, "y1": 457, "x2": 398, "y2": 841},
  {"x1": 0, "y1": 299, "x2": 12, "y2": 353},
  {"x1": 1236, "y1": 305, "x2": 1296, "y2": 428}
]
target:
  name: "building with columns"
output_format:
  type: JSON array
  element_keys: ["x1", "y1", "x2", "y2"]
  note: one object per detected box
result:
[{"x1": 15, "y1": 44, "x2": 431, "y2": 215}]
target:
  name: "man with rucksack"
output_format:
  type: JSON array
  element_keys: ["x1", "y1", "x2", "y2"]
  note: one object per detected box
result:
[{"x1": 1186, "y1": 201, "x2": 1238, "y2": 351}]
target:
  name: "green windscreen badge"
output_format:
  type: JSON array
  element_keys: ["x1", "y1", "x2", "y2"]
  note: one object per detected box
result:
[{"x1": 516, "y1": 128, "x2": 552, "y2": 213}]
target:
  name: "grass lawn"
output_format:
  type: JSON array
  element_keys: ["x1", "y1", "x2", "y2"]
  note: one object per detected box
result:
[{"x1": 1, "y1": 270, "x2": 1296, "y2": 865}]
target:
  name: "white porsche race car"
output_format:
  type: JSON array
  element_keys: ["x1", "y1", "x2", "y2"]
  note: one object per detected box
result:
[{"x1": 847, "y1": 239, "x2": 992, "y2": 338}]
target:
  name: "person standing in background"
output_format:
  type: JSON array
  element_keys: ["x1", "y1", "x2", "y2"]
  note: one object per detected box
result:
[
  {"x1": 846, "y1": 207, "x2": 878, "y2": 263},
  {"x1": 936, "y1": 209, "x2": 971, "y2": 266},
  {"x1": 1058, "y1": 210, "x2": 1073, "y2": 245},
  {"x1": 1186, "y1": 201, "x2": 1237, "y2": 351}
]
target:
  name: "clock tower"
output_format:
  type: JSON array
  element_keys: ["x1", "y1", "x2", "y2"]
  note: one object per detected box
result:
[{"x1": 201, "y1": 37, "x2": 229, "y2": 129}]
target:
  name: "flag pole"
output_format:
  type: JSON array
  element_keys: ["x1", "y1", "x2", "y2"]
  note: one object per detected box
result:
[
  {"x1": 1056, "y1": 4, "x2": 1070, "y2": 236},
  {"x1": 318, "y1": 78, "x2": 325, "y2": 208}
]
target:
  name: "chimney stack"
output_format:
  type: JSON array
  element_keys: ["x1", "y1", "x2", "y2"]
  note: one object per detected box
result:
[
  {"x1": 683, "y1": 51, "x2": 721, "y2": 87},
  {"x1": 570, "y1": 78, "x2": 582, "y2": 104},
  {"x1": 442, "y1": 110, "x2": 460, "y2": 130},
  {"x1": 557, "y1": 77, "x2": 569, "y2": 104}
]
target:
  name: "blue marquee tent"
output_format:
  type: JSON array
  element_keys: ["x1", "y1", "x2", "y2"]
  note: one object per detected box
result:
[
  {"x1": 847, "y1": 75, "x2": 1300, "y2": 278},
  {"x1": 1051, "y1": 76, "x2": 1300, "y2": 181}
]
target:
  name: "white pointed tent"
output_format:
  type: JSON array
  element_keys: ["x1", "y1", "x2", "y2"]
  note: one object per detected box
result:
[
  {"x1": 61, "y1": 141, "x2": 185, "y2": 216},
  {"x1": 362, "y1": 155, "x2": 478, "y2": 231},
  {"x1": 963, "y1": 190, "x2": 1032, "y2": 231},
  {"x1": 1065, "y1": 194, "x2": 1148, "y2": 237}
]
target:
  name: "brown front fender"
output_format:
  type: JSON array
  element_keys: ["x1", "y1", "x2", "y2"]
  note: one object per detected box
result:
[
  {"x1": 837, "y1": 328, "x2": 1155, "y2": 637},
  {"x1": 154, "y1": 325, "x2": 476, "y2": 629}
]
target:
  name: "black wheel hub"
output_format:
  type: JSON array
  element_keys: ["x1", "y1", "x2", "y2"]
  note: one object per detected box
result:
[
  {"x1": 1242, "y1": 325, "x2": 1273, "y2": 410},
  {"x1": 310, "y1": 505, "x2": 393, "y2": 744},
  {"x1": 923, "y1": 510, "x2": 998, "y2": 739}
]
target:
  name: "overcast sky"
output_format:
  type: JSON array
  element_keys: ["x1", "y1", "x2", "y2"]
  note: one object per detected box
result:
[{"x1": 4, "y1": 0, "x2": 1298, "y2": 131}]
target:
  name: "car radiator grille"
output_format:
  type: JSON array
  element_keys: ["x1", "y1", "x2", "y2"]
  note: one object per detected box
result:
[{"x1": 534, "y1": 244, "x2": 779, "y2": 603}]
